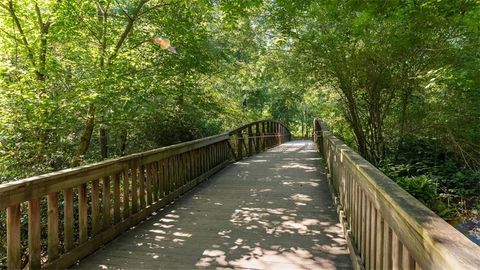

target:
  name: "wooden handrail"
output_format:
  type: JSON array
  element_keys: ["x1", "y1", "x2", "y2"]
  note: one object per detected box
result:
[
  {"x1": 0, "y1": 120, "x2": 291, "y2": 269},
  {"x1": 313, "y1": 118, "x2": 480, "y2": 270}
]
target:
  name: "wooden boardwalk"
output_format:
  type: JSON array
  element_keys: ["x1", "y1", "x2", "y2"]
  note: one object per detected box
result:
[{"x1": 73, "y1": 141, "x2": 353, "y2": 269}]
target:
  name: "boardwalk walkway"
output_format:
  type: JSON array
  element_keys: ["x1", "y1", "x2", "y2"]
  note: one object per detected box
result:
[{"x1": 73, "y1": 141, "x2": 353, "y2": 269}]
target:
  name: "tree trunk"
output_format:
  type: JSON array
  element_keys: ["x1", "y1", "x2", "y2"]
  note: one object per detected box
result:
[
  {"x1": 99, "y1": 125, "x2": 108, "y2": 160},
  {"x1": 72, "y1": 105, "x2": 95, "y2": 167},
  {"x1": 118, "y1": 130, "x2": 128, "y2": 156}
]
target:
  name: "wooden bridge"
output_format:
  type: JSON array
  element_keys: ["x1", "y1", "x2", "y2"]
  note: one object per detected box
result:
[{"x1": 1, "y1": 119, "x2": 480, "y2": 269}]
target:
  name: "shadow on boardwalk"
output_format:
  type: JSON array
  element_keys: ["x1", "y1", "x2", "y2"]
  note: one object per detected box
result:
[{"x1": 73, "y1": 141, "x2": 353, "y2": 270}]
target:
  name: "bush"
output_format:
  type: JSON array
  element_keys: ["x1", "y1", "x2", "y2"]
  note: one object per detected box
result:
[{"x1": 395, "y1": 175, "x2": 437, "y2": 205}]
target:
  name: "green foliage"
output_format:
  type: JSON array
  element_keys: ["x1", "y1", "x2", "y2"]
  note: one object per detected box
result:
[
  {"x1": 1, "y1": 0, "x2": 480, "y2": 259},
  {"x1": 396, "y1": 175, "x2": 438, "y2": 205}
]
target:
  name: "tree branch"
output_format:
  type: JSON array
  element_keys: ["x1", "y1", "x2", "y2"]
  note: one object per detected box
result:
[
  {"x1": 137, "y1": 1, "x2": 180, "y2": 17},
  {"x1": 107, "y1": 0, "x2": 149, "y2": 65},
  {"x1": 34, "y1": 1, "x2": 51, "y2": 81},
  {"x1": 6, "y1": 0, "x2": 37, "y2": 68}
]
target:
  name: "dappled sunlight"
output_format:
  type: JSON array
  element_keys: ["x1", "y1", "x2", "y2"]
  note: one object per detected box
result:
[
  {"x1": 252, "y1": 159, "x2": 268, "y2": 163},
  {"x1": 74, "y1": 141, "x2": 352, "y2": 269},
  {"x1": 281, "y1": 163, "x2": 318, "y2": 172},
  {"x1": 283, "y1": 180, "x2": 320, "y2": 187}
]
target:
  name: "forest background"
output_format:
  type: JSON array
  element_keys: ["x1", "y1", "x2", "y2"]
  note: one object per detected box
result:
[{"x1": 1, "y1": 0, "x2": 480, "y2": 262}]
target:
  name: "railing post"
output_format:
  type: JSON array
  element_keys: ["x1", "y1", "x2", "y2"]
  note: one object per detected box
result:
[
  {"x1": 261, "y1": 122, "x2": 266, "y2": 151},
  {"x1": 29, "y1": 197, "x2": 41, "y2": 269},
  {"x1": 271, "y1": 122, "x2": 275, "y2": 146},
  {"x1": 255, "y1": 123, "x2": 260, "y2": 153},
  {"x1": 248, "y1": 125, "x2": 253, "y2": 156},
  {"x1": 278, "y1": 123, "x2": 281, "y2": 145},
  {"x1": 7, "y1": 204, "x2": 21, "y2": 270},
  {"x1": 237, "y1": 130, "x2": 243, "y2": 160},
  {"x1": 281, "y1": 125, "x2": 285, "y2": 144},
  {"x1": 266, "y1": 122, "x2": 271, "y2": 148}
]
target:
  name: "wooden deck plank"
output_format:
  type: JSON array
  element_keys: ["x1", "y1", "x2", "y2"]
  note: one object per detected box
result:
[{"x1": 72, "y1": 141, "x2": 353, "y2": 270}]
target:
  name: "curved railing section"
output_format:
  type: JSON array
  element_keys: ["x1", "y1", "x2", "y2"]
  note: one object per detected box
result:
[
  {"x1": 313, "y1": 118, "x2": 480, "y2": 270},
  {"x1": 228, "y1": 120, "x2": 291, "y2": 160},
  {"x1": 0, "y1": 120, "x2": 290, "y2": 269}
]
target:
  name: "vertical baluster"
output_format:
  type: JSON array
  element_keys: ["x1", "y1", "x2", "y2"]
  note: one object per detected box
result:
[
  {"x1": 225, "y1": 141, "x2": 229, "y2": 160},
  {"x1": 192, "y1": 150, "x2": 197, "y2": 178},
  {"x1": 103, "y1": 176, "x2": 111, "y2": 228},
  {"x1": 202, "y1": 148, "x2": 206, "y2": 173},
  {"x1": 63, "y1": 188, "x2": 74, "y2": 252},
  {"x1": 365, "y1": 197, "x2": 371, "y2": 268},
  {"x1": 279, "y1": 124, "x2": 283, "y2": 143},
  {"x1": 159, "y1": 160, "x2": 165, "y2": 197},
  {"x1": 131, "y1": 166, "x2": 139, "y2": 213},
  {"x1": 217, "y1": 142, "x2": 221, "y2": 163},
  {"x1": 29, "y1": 198, "x2": 41, "y2": 269},
  {"x1": 208, "y1": 146, "x2": 212, "y2": 169},
  {"x1": 168, "y1": 157, "x2": 174, "y2": 194},
  {"x1": 348, "y1": 173, "x2": 355, "y2": 234},
  {"x1": 202, "y1": 147, "x2": 205, "y2": 174},
  {"x1": 175, "y1": 155, "x2": 180, "y2": 189},
  {"x1": 166, "y1": 159, "x2": 171, "y2": 194},
  {"x1": 158, "y1": 161, "x2": 163, "y2": 196},
  {"x1": 202, "y1": 148, "x2": 206, "y2": 174},
  {"x1": 255, "y1": 123, "x2": 260, "y2": 153},
  {"x1": 261, "y1": 122, "x2": 266, "y2": 151},
  {"x1": 402, "y1": 245, "x2": 415, "y2": 270},
  {"x1": 185, "y1": 153, "x2": 191, "y2": 182},
  {"x1": 139, "y1": 165, "x2": 146, "y2": 209},
  {"x1": 7, "y1": 204, "x2": 21, "y2": 270},
  {"x1": 345, "y1": 170, "x2": 350, "y2": 227},
  {"x1": 183, "y1": 153, "x2": 187, "y2": 184},
  {"x1": 92, "y1": 179, "x2": 100, "y2": 234},
  {"x1": 370, "y1": 206, "x2": 377, "y2": 270},
  {"x1": 213, "y1": 144, "x2": 217, "y2": 167},
  {"x1": 198, "y1": 148, "x2": 202, "y2": 175},
  {"x1": 248, "y1": 125, "x2": 253, "y2": 156},
  {"x1": 342, "y1": 164, "x2": 347, "y2": 218},
  {"x1": 179, "y1": 154, "x2": 183, "y2": 188},
  {"x1": 167, "y1": 158, "x2": 172, "y2": 194},
  {"x1": 351, "y1": 180, "x2": 356, "y2": 243},
  {"x1": 376, "y1": 215, "x2": 384, "y2": 269},
  {"x1": 361, "y1": 191, "x2": 366, "y2": 264},
  {"x1": 48, "y1": 192, "x2": 59, "y2": 261},
  {"x1": 211, "y1": 145, "x2": 214, "y2": 167},
  {"x1": 178, "y1": 154, "x2": 183, "y2": 187},
  {"x1": 78, "y1": 184, "x2": 88, "y2": 243},
  {"x1": 113, "y1": 173, "x2": 121, "y2": 223},
  {"x1": 352, "y1": 181, "x2": 357, "y2": 244},
  {"x1": 215, "y1": 143, "x2": 219, "y2": 166},
  {"x1": 169, "y1": 157, "x2": 173, "y2": 193},
  {"x1": 158, "y1": 159, "x2": 167, "y2": 198},
  {"x1": 173, "y1": 156, "x2": 178, "y2": 192},
  {"x1": 178, "y1": 154, "x2": 183, "y2": 186},
  {"x1": 123, "y1": 169, "x2": 130, "y2": 219},
  {"x1": 153, "y1": 162, "x2": 159, "y2": 202},
  {"x1": 237, "y1": 130, "x2": 243, "y2": 160},
  {"x1": 269, "y1": 122, "x2": 273, "y2": 147},
  {"x1": 392, "y1": 232, "x2": 403, "y2": 270},
  {"x1": 356, "y1": 184, "x2": 361, "y2": 250},
  {"x1": 146, "y1": 164, "x2": 153, "y2": 205},
  {"x1": 188, "y1": 150, "x2": 195, "y2": 181},
  {"x1": 383, "y1": 223, "x2": 393, "y2": 269},
  {"x1": 271, "y1": 122, "x2": 275, "y2": 146}
]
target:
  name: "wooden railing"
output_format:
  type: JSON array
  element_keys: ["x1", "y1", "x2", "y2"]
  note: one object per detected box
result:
[
  {"x1": 313, "y1": 118, "x2": 480, "y2": 270},
  {"x1": 0, "y1": 120, "x2": 290, "y2": 269}
]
